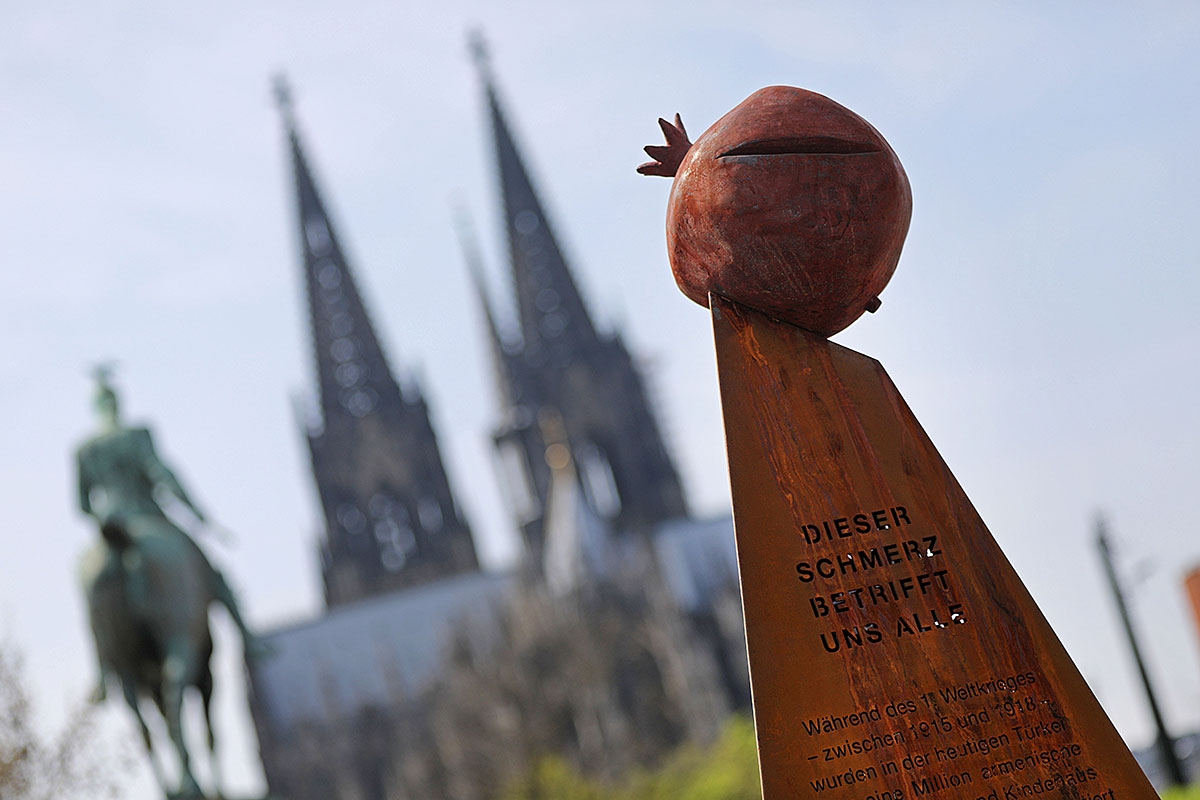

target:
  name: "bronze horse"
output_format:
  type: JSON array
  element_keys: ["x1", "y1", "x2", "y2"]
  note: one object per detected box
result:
[{"x1": 80, "y1": 516, "x2": 221, "y2": 799}]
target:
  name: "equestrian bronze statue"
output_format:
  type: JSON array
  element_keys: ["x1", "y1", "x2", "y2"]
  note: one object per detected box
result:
[{"x1": 77, "y1": 368, "x2": 262, "y2": 800}]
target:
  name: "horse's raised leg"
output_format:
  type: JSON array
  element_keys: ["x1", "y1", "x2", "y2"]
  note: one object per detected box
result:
[
  {"x1": 161, "y1": 638, "x2": 204, "y2": 798},
  {"x1": 121, "y1": 679, "x2": 169, "y2": 794}
]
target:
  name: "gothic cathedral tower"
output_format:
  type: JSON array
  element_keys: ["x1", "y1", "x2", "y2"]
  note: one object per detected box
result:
[
  {"x1": 467, "y1": 44, "x2": 689, "y2": 567},
  {"x1": 276, "y1": 80, "x2": 479, "y2": 607}
]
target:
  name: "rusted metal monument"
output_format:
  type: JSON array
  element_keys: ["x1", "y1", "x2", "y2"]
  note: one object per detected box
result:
[{"x1": 641, "y1": 86, "x2": 1157, "y2": 799}]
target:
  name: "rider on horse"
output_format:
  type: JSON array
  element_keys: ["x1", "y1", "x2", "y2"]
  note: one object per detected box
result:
[{"x1": 76, "y1": 367, "x2": 261, "y2": 701}]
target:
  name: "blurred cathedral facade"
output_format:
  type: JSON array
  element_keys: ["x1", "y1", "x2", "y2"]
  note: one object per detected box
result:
[{"x1": 246, "y1": 50, "x2": 748, "y2": 800}]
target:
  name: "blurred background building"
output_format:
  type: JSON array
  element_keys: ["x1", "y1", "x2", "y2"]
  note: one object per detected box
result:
[{"x1": 246, "y1": 48, "x2": 748, "y2": 800}]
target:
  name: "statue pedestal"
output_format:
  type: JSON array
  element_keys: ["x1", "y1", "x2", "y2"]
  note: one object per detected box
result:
[{"x1": 712, "y1": 295, "x2": 1155, "y2": 799}]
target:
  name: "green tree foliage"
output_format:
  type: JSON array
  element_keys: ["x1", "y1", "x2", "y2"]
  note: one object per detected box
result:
[
  {"x1": 504, "y1": 719, "x2": 1200, "y2": 800},
  {"x1": 0, "y1": 640, "x2": 124, "y2": 800},
  {"x1": 503, "y1": 714, "x2": 761, "y2": 800},
  {"x1": 1162, "y1": 786, "x2": 1200, "y2": 800},
  {"x1": 430, "y1": 576, "x2": 732, "y2": 797}
]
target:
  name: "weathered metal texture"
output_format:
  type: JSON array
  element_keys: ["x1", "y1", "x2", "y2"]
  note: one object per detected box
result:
[
  {"x1": 712, "y1": 294, "x2": 1156, "y2": 800},
  {"x1": 1186, "y1": 567, "x2": 1200, "y2": 647},
  {"x1": 648, "y1": 86, "x2": 911, "y2": 336}
]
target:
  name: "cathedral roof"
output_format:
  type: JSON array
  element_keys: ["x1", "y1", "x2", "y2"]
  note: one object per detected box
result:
[
  {"x1": 252, "y1": 570, "x2": 514, "y2": 733},
  {"x1": 251, "y1": 513, "x2": 737, "y2": 735}
]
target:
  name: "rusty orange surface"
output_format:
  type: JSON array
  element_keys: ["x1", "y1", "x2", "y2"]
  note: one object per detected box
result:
[
  {"x1": 1185, "y1": 568, "x2": 1200, "y2": 649},
  {"x1": 713, "y1": 295, "x2": 1156, "y2": 800}
]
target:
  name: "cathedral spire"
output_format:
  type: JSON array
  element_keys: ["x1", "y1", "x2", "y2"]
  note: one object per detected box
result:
[
  {"x1": 275, "y1": 76, "x2": 405, "y2": 425},
  {"x1": 277, "y1": 77, "x2": 479, "y2": 606},
  {"x1": 471, "y1": 36, "x2": 599, "y2": 367},
  {"x1": 469, "y1": 41, "x2": 689, "y2": 552},
  {"x1": 453, "y1": 205, "x2": 518, "y2": 410}
]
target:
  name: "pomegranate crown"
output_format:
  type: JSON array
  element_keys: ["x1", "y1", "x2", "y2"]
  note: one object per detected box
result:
[{"x1": 637, "y1": 114, "x2": 692, "y2": 178}]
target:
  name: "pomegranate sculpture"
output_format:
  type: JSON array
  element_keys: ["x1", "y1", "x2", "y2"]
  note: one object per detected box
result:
[{"x1": 639, "y1": 85, "x2": 912, "y2": 337}]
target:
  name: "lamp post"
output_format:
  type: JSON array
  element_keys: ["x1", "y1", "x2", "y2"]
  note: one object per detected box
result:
[{"x1": 1096, "y1": 515, "x2": 1187, "y2": 788}]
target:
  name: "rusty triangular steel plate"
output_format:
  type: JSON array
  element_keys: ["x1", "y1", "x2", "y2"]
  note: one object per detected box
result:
[{"x1": 712, "y1": 295, "x2": 1155, "y2": 800}]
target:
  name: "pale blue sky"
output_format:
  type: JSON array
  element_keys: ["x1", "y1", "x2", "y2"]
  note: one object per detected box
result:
[{"x1": 3, "y1": 2, "x2": 1199, "y2": 797}]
